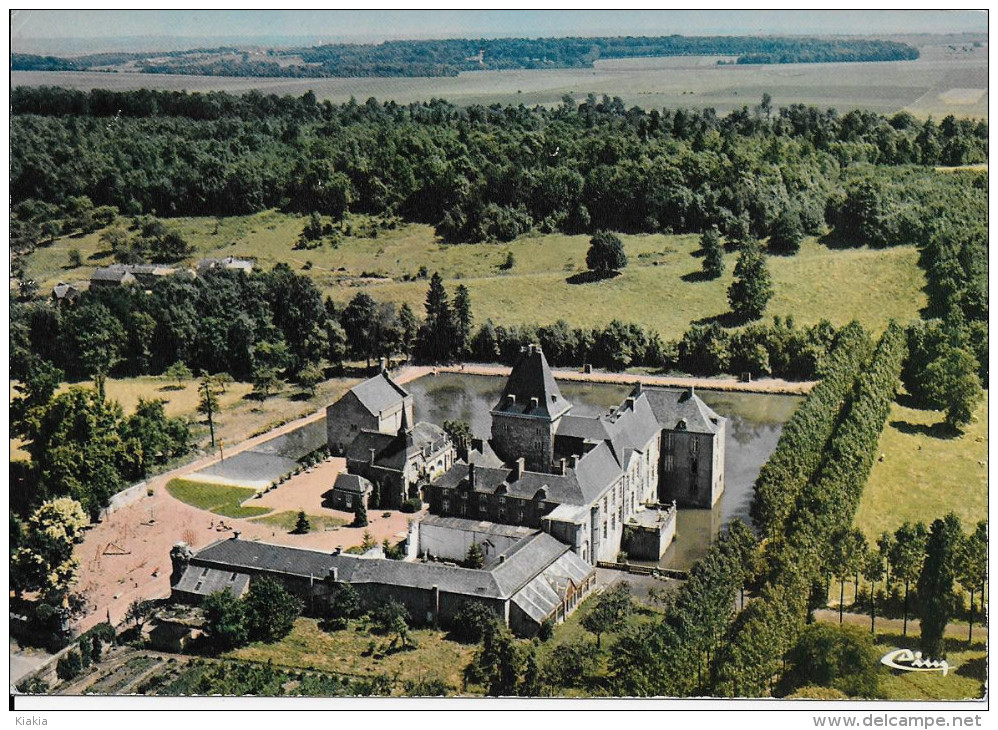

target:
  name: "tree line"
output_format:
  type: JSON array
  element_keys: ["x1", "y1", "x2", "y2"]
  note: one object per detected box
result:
[
  {"x1": 712, "y1": 322, "x2": 907, "y2": 696},
  {"x1": 10, "y1": 88, "x2": 987, "y2": 244},
  {"x1": 12, "y1": 35, "x2": 919, "y2": 78}
]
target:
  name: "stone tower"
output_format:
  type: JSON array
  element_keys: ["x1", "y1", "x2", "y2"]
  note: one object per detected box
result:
[{"x1": 490, "y1": 344, "x2": 572, "y2": 472}]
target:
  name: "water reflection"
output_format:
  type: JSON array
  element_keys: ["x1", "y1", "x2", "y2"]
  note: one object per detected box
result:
[{"x1": 407, "y1": 372, "x2": 801, "y2": 570}]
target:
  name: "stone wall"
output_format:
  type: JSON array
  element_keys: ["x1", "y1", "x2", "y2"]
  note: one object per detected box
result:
[
  {"x1": 658, "y1": 430, "x2": 721, "y2": 508},
  {"x1": 326, "y1": 393, "x2": 377, "y2": 454}
]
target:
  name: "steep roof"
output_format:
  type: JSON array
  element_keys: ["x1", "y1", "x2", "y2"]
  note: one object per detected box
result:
[
  {"x1": 333, "y1": 473, "x2": 372, "y2": 494},
  {"x1": 492, "y1": 345, "x2": 572, "y2": 420},
  {"x1": 350, "y1": 371, "x2": 410, "y2": 416},
  {"x1": 433, "y1": 445, "x2": 620, "y2": 507},
  {"x1": 644, "y1": 387, "x2": 725, "y2": 435},
  {"x1": 345, "y1": 421, "x2": 449, "y2": 472}
]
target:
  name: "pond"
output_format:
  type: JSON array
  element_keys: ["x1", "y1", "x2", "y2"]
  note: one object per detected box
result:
[{"x1": 407, "y1": 372, "x2": 802, "y2": 570}]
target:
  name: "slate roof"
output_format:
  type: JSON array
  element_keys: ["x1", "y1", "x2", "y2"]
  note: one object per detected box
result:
[
  {"x1": 491, "y1": 345, "x2": 572, "y2": 420},
  {"x1": 419, "y1": 514, "x2": 537, "y2": 540},
  {"x1": 174, "y1": 565, "x2": 250, "y2": 597},
  {"x1": 345, "y1": 420, "x2": 448, "y2": 472},
  {"x1": 644, "y1": 387, "x2": 725, "y2": 435},
  {"x1": 52, "y1": 282, "x2": 80, "y2": 300},
  {"x1": 351, "y1": 371, "x2": 410, "y2": 416},
  {"x1": 434, "y1": 441, "x2": 620, "y2": 507},
  {"x1": 91, "y1": 265, "x2": 136, "y2": 283},
  {"x1": 190, "y1": 537, "x2": 572, "y2": 601},
  {"x1": 333, "y1": 473, "x2": 372, "y2": 494}
]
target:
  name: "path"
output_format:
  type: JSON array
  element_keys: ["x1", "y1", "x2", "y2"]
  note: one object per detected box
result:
[
  {"x1": 437, "y1": 363, "x2": 815, "y2": 395},
  {"x1": 814, "y1": 609, "x2": 989, "y2": 643}
]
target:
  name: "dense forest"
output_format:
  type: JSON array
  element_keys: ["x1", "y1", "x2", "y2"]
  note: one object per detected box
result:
[{"x1": 11, "y1": 35, "x2": 919, "y2": 77}]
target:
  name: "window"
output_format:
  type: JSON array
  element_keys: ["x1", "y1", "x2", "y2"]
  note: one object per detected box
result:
[
  {"x1": 602, "y1": 522, "x2": 607, "y2": 539},
  {"x1": 346, "y1": 495, "x2": 353, "y2": 509},
  {"x1": 664, "y1": 454, "x2": 674, "y2": 472},
  {"x1": 691, "y1": 437, "x2": 699, "y2": 454},
  {"x1": 611, "y1": 514, "x2": 616, "y2": 530},
  {"x1": 666, "y1": 433, "x2": 673, "y2": 450},
  {"x1": 618, "y1": 504, "x2": 623, "y2": 521},
  {"x1": 442, "y1": 498, "x2": 450, "y2": 512}
]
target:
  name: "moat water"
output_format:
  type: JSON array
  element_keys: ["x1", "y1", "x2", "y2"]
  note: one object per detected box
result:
[{"x1": 407, "y1": 372, "x2": 802, "y2": 570}]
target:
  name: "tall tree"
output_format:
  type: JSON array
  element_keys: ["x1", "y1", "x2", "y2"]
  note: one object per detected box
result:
[
  {"x1": 452, "y1": 284, "x2": 474, "y2": 360},
  {"x1": 10, "y1": 497, "x2": 88, "y2": 599},
  {"x1": 889, "y1": 521, "x2": 928, "y2": 637},
  {"x1": 340, "y1": 292, "x2": 380, "y2": 367},
  {"x1": 727, "y1": 241, "x2": 773, "y2": 320},
  {"x1": 917, "y1": 513, "x2": 963, "y2": 658},
  {"x1": 416, "y1": 272, "x2": 454, "y2": 362},
  {"x1": 244, "y1": 577, "x2": 304, "y2": 643},
  {"x1": 580, "y1": 582, "x2": 633, "y2": 649},
  {"x1": 768, "y1": 206, "x2": 804, "y2": 255},
  {"x1": 701, "y1": 227, "x2": 724, "y2": 279},
  {"x1": 862, "y1": 549, "x2": 885, "y2": 637},
  {"x1": 956, "y1": 520, "x2": 988, "y2": 644}
]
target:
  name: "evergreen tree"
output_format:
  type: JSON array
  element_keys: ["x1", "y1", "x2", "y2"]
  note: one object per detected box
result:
[
  {"x1": 352, "y1": 497, "x2": 368, "y2": 528},
  {"x1": 398, "y1": 303, "x2": 420, "y2": 358},
  {"x1": 701, "y1": 227, "x2": 724, "y2": 279},
  {"x1": 728, "y1": 241, "x2": 773, "y2": 320},
  {"x1": 452, "y1": 284, "x2": 473, "y2": 360},
  {"x1": 917, "y1": 514, "x2": 963, "y2": 658},
  {"x1": 465, "y1": 541, "x2": 485, "y2": 569},
  {"x1": 416, "y1": 272, "x2": 454, "y2": 362},
  {"x1": 293, "y1": 510, "x2": 311, "y2": 534}
]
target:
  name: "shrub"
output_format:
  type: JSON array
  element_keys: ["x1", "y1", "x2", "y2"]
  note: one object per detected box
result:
[
  {"x1": 400, "y1": 497, "x2": 422, "y2": 514},
  {"x1": 56, "y1": 649, "x2": 83, "y2": 681}
]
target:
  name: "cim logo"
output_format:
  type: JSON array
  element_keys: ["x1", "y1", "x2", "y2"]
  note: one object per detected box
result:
[{"x1": 880, "y1": 648, "x2": 949, "y2": 676}]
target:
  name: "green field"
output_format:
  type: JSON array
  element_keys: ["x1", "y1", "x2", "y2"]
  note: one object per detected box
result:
[
  {"x1": 11, "y1": 40, "x2": 987, "y2": 118},
  {"x1": 165, "y1": 478, "x2": 271, "y2": 519},
  {"x1": 227, "y1": 617, "x2": 475, "y2": 691},
  {"x1": 34, "y1": 211, "x2": 927, "y2": 343},
  {"x1": 250, "y1": 510, "x2": 348, "y2": 533},
  {"x1": 854, "y1": 392, "x2": 988, "y2": 541}
]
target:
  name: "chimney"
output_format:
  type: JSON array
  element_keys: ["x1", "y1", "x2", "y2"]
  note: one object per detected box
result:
[
  {"x1": 328, "y1": 567, "x2": 339, "y2": 582},
  {"x1": 498, "y1": 555, "x2": 506, "y2": 564},
  {"x1": 513, "y1": 457, "x2": 525, "y2": 480},
  {"x1": 468, "y1": 462, "x2": 477, "y2": 489},
  {"x1": 625, "y1": 396, "x2": 635, "y2": 411},
  {"x1": 231, "y1": 531, "x2": 240, "y2": 540},
  {"x1": 379, "y1": 356, "x2": 387, "y2": 372},
  {"x1": 369, "y1": 448, "x2": 376, "y2": 466},
  {"x1": 569, "y1": 455, "x2": 579, "y2": 469},
  {"x1": 471, "y1": 437, "x2": 484, "y2": 453},
  {"x1": 633, "y1": 381, "x2": 643, "y2": 395},
  {"x1": 530, "y1": 396, "x2": 538, "y2": 410},
  {"x1": 528, "y1": 343, "x2": 537, "y2": 354},
  {"x1": 556, "y1": 458, "x2": 566, "y2": 475},
  {"x1": 334, "y1": 546, "x2": 343, "y2": 555},
  {"x1": 508, "y1": 394, "x2": 516, "y2": 404}
]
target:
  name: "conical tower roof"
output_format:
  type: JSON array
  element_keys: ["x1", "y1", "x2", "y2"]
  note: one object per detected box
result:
[{"x1": 491, "y1": 344, "x2": 572, "y2": 420}]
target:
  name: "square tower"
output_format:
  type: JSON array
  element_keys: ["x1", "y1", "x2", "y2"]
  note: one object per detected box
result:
[{"x1": 490, "y1": 344, "x2": 572, "y2": 472}]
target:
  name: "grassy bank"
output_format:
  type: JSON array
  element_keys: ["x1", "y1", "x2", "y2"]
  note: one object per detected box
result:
[{"x1": 165, "y1": 478, "x2": 270, "y2": 519}]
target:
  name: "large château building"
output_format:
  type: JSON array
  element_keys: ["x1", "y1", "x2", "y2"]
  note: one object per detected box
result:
[{"x1": 425, "y1": 344, "x2": 726, "y2": 564}]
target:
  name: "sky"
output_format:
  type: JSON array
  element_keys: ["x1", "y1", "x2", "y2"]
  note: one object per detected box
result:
[{"x1": 10, "y1": 9, "x2": 988, "y2": 46}]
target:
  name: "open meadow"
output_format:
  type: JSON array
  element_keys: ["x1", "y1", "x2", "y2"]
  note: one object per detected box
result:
[
  {"x1": 10, "y1": 39, "x2": 987, "y2": 118},
  {"x1": 854, "y1": 392, "x2": 989, "y2": 541},
  {"x1": 31, "y1": 211, "x2": 927, "y2": 343}
]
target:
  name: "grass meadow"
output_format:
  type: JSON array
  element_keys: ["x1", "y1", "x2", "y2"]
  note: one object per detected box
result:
[
  {"x1": 34, "y1": 211, "x2": 927, "y2": 343},
  {"x1": 854, "y1": 392, "x2": 988, "y2": 541}
]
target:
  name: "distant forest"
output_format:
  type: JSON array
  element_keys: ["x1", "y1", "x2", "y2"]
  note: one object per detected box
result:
[{"x1": 11, "y1": 35, "x2": 919, "y2": 77}]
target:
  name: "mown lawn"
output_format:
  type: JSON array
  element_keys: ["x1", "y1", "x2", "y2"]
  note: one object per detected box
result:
[
  {"x1": 854, "y1": 392, "x2": 988, "y2": 541},
  {"x1": 165, "y1": 478, "x2": 271, "y2": 519},
  {"x1": 27, "y1": 212, "x2": 926, "y2": 343},
  {"x1": 226, "y1": 617, "x2": 475, "y2": 692},
  {"x1": 250, "y1": 510, "x2": 348, "y2": 533}
]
